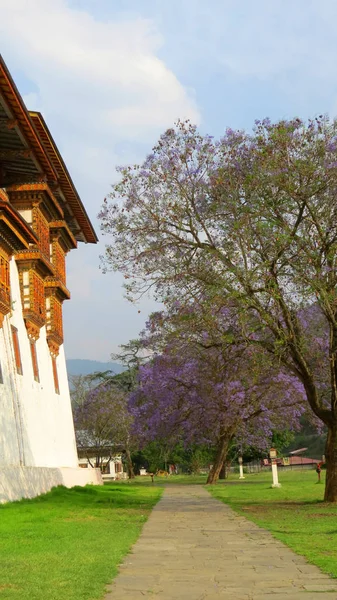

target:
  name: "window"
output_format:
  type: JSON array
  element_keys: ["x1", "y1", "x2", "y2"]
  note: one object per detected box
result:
[
  {"x1": 33, "y1": 208, "x2": 49, "y2": 258},
  {"x1": 53, "y1": 299, "x2": 63, "y2": 339},
  {"x1": 11, "y1": 326, "x2": 22, "y2": 375},
  {"x1": 55, "y1": 243, "x2": 66, "y2": 283},
  {"x1": 52, "y1": 356, "x2": 60, "y2": 394},
  {"x1": 50, "y1": 240, "x2": 66, "y2": 283},
  {"x1": 31, "y1": 272, "x2": 45, "y2": 319},
  {"x1": 22, "y1": 271, "x2": 30, "y2": 310},
  {"x1": 46, "y1": 296, "x2": 63, "y2": 341},
  {"x1": 0, "y1": 252, "x2": 10, "y2": 306},
  {"x1": 30, "y1": 340, "x2": 39, "y2": 382}
]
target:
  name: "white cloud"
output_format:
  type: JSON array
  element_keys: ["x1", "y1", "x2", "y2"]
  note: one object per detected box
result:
[
  {"x1": 7, "y1": 0, "x2": 337, "y2": 360},
  {"x1": 0, "y1": 0, "x2": 199, "y2": 146},
  {"x1": 0, "y1": 0, "x2": 200, "y2": 359},
  {"x1": 0, "y1": 0, "x2": 200, "y2": 204}
]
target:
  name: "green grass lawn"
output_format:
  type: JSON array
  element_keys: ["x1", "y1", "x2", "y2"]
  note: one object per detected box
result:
[
  {"x1": 208, "y1": 469, "x2": 337, "y2": 578},
  {"x1": 0, "y1": 483, "x2": 162, "y2": 600}
]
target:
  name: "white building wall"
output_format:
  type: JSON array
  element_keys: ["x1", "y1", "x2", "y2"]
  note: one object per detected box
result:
[
  {"x1": 0, "y1": 467, "x2": 103, "y2": 503},
  {"x1": 0, "y1": 257, "x2": 79, "y2": 469}
]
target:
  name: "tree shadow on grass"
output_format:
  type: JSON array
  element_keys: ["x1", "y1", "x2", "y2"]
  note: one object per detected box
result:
[
  {"x1": 271, "y1": 527, "x2": 337, "y2": 536},
  {"x1": 240, "y1": 499, "x2": 325, "y2": 507},
  {"x1": 0, "y1": 484, "x2": 160, "y2": 512}
]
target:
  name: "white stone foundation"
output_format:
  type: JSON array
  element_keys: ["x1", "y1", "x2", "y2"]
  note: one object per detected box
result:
[{"x1": 0, "y1": 467, "x2": 103, "y2": 503}]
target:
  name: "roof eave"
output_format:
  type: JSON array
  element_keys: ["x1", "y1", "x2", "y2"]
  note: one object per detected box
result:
[{"x1": 30, "y1": 111, "x2": 98, "y2": 244}]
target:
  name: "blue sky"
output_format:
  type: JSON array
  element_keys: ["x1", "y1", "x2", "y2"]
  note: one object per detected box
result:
[{"x1": 1, "y1": 0, "x2": 337, "y2": 360}]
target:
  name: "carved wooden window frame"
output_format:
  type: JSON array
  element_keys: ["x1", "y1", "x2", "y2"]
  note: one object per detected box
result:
[
  {"x1": 0, "y1": 251, "x2": 10, "y2": 302},
  {"x1": 0, "y1": 250, "x2": 11, "y2": 327},
  {"x1": 33, "y1": 207, "x2": 50, "y2": 259}
]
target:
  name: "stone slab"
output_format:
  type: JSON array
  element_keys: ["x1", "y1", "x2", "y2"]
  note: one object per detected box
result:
[{"x1": 104, "y1": 486, "x2": 337, "y2": 599}]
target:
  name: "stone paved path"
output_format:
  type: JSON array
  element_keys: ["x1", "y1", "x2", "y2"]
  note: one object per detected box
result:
[{"x1": 105, "y1": 485, "x2": 337, "y2": 599}]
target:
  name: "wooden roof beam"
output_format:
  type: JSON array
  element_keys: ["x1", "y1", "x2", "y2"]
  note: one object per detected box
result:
[
  {"x1": 0, "y1": 148, "x2": 34, "y2": 159},
  {"x1": 0, "y1": 117, "x2": 18, "y2": 129}
]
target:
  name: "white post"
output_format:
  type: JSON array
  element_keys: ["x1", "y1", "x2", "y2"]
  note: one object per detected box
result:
[
  {"x1": 270, "y1": 448, "x2": 281, "y2": 488},
  {"x1": 238, "y1": 456, "x2": 245, "y2": 479}
]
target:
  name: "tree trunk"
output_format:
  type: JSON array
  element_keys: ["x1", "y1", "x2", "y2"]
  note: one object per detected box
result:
[
  {"x1": 324, "y1": 424, "x2": 337, "y2": 502},
  {"x1": 219, "y1": 463, "x2": 228, "y2": 480},
  {"x1": 206, "y1": 434, "x2": 231, "y2": 484},
  {"x1": 87, "y1": 456, "x2": 95, "y2": 468},
  {"x1": 103, "y1": 455, "x2": 112, "y2": 474},
  {"x1": 125, "y1": 448, "x2": 135, "y2": 479}
]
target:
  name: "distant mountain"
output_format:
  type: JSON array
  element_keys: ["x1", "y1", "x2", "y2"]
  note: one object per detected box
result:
[{"x1": 66, "y1": 359, "x2": 125, "y2": 377}]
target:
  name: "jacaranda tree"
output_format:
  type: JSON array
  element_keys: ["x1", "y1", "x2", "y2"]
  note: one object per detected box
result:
[
  {"x1": 100, "y1": 117, "x2": 337, "y2": 500},
  {"x1": 74, "y1": 383, "x2": 135, "y2": 477},
  {"x1": 130, "y1": 327, "x2": 305, "y2": 483}
]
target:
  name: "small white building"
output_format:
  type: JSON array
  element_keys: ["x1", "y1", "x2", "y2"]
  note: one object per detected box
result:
[
  {"x1": 78, "y1": 456, "x2": 125, "y2": 480},
  {"x1": 0, "y1": 56, "x2": 102, "y2": 502}
]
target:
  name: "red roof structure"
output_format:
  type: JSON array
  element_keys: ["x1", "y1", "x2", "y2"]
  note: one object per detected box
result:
[{"x1": 289, "y1": 456, "x2": 320, "y2": 466}]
